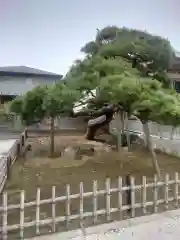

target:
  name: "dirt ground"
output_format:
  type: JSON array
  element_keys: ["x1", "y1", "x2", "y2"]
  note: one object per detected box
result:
[{"x1": 2, "y1": 134, "x2": 180, "y2": 239}]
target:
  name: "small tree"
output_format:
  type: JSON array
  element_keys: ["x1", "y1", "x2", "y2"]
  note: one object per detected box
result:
[
  {"x1": 10, "y1": 86, "x2": 47, "y2": 125},
  {"x1": 132, "y1": 81, "x2": 180, "y2": 179},
  {"x1": 10, "y1": 84, "x2": 79, "y2": 157},
  {"x1": 42, "y1": 83, "x2": 79, "y2": 156}
]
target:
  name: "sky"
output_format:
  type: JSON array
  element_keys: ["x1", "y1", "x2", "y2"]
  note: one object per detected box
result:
[{"x1": 0, "y1": 0, "x2": 179, "y2": 75}]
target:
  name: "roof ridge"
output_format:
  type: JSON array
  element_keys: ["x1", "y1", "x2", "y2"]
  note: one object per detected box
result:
[{"x1": 0, "y1": 65, "x2": 62, "y2": 77}]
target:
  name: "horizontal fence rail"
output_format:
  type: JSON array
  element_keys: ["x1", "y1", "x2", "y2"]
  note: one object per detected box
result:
[
  {"x1": 0, "y1": 130, "x2": 28, "y2": 194},
  {"x1": 1, "y1": 173, "x2": 180, "y2": 239}
]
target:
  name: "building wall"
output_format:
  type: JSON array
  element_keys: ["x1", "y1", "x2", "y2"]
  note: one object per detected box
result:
[
  {"x1": 174, "y1": 81, "x2": 180, "y2": 93},
  {"x1": 0, "y1": 75, "x2": 59, "y2": 96}
]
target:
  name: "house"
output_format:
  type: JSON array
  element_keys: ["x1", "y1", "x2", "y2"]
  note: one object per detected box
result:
[
  {"x1": 167, "y1": 50, "x2": 180, "y2": 92},
  {"x1": 0, "y1": 66, "x2": 63, "y2": 104}
]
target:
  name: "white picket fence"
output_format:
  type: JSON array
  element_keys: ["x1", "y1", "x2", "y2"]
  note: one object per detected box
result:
[
  {"x1": 0, "y1": 130, "x2": 28, "y2": 193},
  {"x1": 1, "y1": 173, "x2": 180, "y2": 239}
]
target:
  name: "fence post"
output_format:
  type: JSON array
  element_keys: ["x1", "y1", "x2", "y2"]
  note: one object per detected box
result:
[
  {"x1": 125, "y1": 174, "x2": 131, "y2": 214},
  {"x1": 79, "y1": 182, "x2": 84, "y2": 223},
  {"x1": 175, "y1": 172, "x2": 179, "y2": 208},
  {"x1": 52, "y1": 186, "x2": 56, "y2": 232},
  {"x1": 65, "y1": 184, "x2": 70, "y2": 229},
  {"x1": 164, "y1": 174, "x2": 169, "y2": 211},
  {"x1": 6, "y1": 157, "x2": 11, "y2": 180},
  {"x1": 105, "y1": 178, "x2": 111, "y2": 221},
  {"x1": 2, "y1": 192, "x2": 8, "y2": 240},
  {"x1": 153, "y1": 175, "x2": 158, "y2": 213},
  {"x1": 130, "y1": 176, "x2": 135, "y2": 217},
  {"x1": 142, "y1": 176, "x2": 147, "y2": 214},
  {"x1": 93, "y1": 180, "x2": 98, "y2": 224},
  {"x1": 118, "y1": 176, "x2": 123, "y2": 220},
  {"x1": 20, "y1": 190, "x2": 25, "y2": 239},
  {"x1": 35, "y1": 188, "x2": 40, "y2": 235}
]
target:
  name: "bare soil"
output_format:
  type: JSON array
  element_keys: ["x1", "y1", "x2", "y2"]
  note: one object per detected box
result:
[{"x1": 2, "y1": 134, "x2": 180, "y2": 239}]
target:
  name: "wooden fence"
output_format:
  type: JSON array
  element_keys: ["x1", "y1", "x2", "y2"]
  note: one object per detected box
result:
[
  {"x1": 0, "y1": 130, "x2": 28, "y2": 193},
  {"x1": 1, "y1": 173, "x2": 180, "y2": 239}
]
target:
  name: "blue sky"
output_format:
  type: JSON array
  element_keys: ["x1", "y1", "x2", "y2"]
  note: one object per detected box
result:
[{"x1": 0, "y1": 0, "x2": 179, "y2": 75}]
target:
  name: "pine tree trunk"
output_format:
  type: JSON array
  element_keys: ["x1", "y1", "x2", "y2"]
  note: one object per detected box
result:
[
  {"x1": 85, "y1": 127, "x2": 97, "y2": 140},
  {"x1": 142, "y1": 121, "x2": 161, "y2": 179},
  {"x1": 50, "y1": 116, "x2": 55, "y2": 157}
]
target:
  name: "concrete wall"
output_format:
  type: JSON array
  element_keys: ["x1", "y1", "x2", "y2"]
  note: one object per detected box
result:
[
  {"x1": 33, "y1": 117, "x2": 87, "y2": 131},
  {"x1": 4, "y1": 116, "x2": 180, "y2": 158},
  {"x1": 56, "y1": 117, "x2": 87, "y2": 131},
  {"x1": 111, "y1": 119, "x2": 180, "y2": 157}
]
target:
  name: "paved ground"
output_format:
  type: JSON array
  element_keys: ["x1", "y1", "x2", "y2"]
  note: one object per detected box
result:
[
  {"x1": 28, "y1": 209, "x2": 180, "y2": 239},
  {"x1": 0, "y1": 139, "x2": 17, "y2": 155}
]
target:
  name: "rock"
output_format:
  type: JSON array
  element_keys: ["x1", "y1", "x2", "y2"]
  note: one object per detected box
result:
[
  {"x1": 61, "y1": 140, "x2": 112, "y2": 160},
  {"x1": 81, "y1": 155, "x2": 92, "y2": 161},
  {"x1": 63, "y1": 147, "x2": 76, "y2": 160},
  {"x1": 94, "y1": 145, "x2": 111, "y2": 153},
  {"x1": 122, "y1": 146, "x2": 128, "y2": 152},
  {"x1": 76, "y1": 146, "x2": 94, "y2": 159}
]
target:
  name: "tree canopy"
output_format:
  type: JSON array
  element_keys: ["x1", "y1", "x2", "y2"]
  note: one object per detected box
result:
[
  {"x1": 10, "y1": 25, "x2": 179, "y2": 128},
  {"x1": 10, "y1": 25, "x2": 180, "y2": 172},
  {"x1": 10, "y1": 83, "x2": 79, "y2": 156},
  {"x1": 64, "y1": 26, "x2": 178, "y2": 125},
  {"x1": 63, "y1": 25, "x2": 180, "y2": 178},
  {"x1": 81, "y1": 26, "x2": 172, "y2": 71}
]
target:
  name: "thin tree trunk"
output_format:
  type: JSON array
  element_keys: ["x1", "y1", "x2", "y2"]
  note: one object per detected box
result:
[
  {"x1": 124, "y1": 112, "x2": 131, "y2": 151},
  {"x1": 115, "y1": 111, "x2": 122, "y2": 151},
  {"x1": 170, "y1": 126, "x2": 175, "y2": 140},
  {"x1": 121, "y1": 111, "x2": 131, "y2": 150},
  {"x1": 50, "y1": 116, "x2": 55, "y2": 157},
  {"x1": 142, "y1": 121, "x2": 161, "y2": 179},
  {"x1": 120, "y1": 111, "x2": 125, "y2": 132}
]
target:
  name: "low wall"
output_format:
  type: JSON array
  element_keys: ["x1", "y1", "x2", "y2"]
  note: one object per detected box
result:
[
  {"x1": 25, "y1": 117, "x2": 87, "y2": 132},
  {"x1": 0, "y1": 130, "x2": 28, "y2": 193},
  {"x1": 47, "y1": 117, "x2": 87, "y2": 131},
  {"x1": 126, "y1": 120, "x2": 180, "y2": 139},
  {"x1": 111, "y1": 119, "x2": 180, "y2": 157},
  {"x1": 4, "y1": 114, "x2": 180, "y2": 138}
]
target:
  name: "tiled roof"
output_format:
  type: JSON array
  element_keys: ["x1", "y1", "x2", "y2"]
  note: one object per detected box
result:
[{"x1": 0, "y1": 66, "x2": 62, "y2": 77}]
